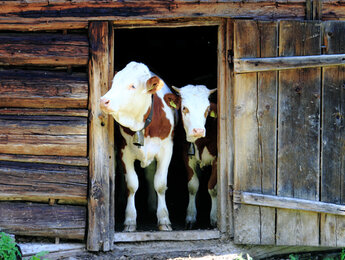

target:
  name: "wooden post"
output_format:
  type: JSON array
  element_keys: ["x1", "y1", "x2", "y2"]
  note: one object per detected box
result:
[{"x1": 88, "y1": 21, "x2": 115, "y2": 252}]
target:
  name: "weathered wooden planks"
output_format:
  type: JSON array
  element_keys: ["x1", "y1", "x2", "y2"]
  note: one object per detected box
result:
[
  {"x1": 0, "y1": 1, "x2": 306, "y2": 26},
  {"x1": 88, "y1": 21, "x2": 115, "y2": 252},
  {"x1": 234, "y1": 191, "x2": 345, "y2": 216},
  {"x1": 0, "y1": 161, "x2": 87, "y2": 201},
  {"x1": 320, "y1": 21, "x2": 345, "y2": 247},
  {"x1": 0, "y1": 202, "x2": 86, "y2": 240},
  {"x1": 233, "y1": 20, "x2": 277, "y2": 245},
  {"x1": 0, "y1": 70, "x2": 88, "y2": 109},
  {"x1": 0, "y1": 115, "x2": 87, "y2": 156},
  {"x1": 0, "y1": 33, "x2": 88, "y2": 66},
  {"x1": 277, "y1": 20, "x2": 321, "y2": 246},
  {"x1": 233, "y1": 54, "x2": 345, "y2": 73}
]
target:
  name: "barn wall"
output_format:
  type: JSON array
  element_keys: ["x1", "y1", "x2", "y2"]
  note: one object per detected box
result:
[{"x1": 0, "y1": 30, "x2": 89, "y2": 240}]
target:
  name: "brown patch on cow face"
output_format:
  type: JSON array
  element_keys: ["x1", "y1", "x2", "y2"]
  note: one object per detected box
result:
[
  {"x1": 195, "y1": 115, "x2": 217, "y2": 157},
  {"x1": 164, "y1": 93, "x2": 181, "y2": 110},
  {"x1": 146, "y1": 76, "x2": 164, "y2": 94},
  {"x1": 144, "y1": 94, "x2": 172, "y2": 139}
]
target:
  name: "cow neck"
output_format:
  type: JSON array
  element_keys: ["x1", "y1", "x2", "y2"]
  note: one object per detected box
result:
[{"x1": 133, "y1": 94, "x2": 154, "y2": 147}]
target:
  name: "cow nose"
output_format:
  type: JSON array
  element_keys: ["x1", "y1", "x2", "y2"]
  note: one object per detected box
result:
[
  {"x1": 192, "y1": 128, "x2": 205, "y2": 137},
  {"x1": 100, "y1": 97, "x2": 111, "y2": 111}
]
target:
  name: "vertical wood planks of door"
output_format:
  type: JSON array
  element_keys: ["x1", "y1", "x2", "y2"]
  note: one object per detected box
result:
[
  {"x1": 277, "y1": 20, "x2": 321, "y2": 246},
  {"x1": 320, "y1": 21, "x2": 345, "y2": 247},
  {"x1": 233, "y1": 20, "x2": 277, "y2": 244}
]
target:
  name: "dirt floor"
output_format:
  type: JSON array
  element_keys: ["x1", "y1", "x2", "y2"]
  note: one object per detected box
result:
[{"x1": 20, "y1": 238, "x2": 343, "y2": 260}]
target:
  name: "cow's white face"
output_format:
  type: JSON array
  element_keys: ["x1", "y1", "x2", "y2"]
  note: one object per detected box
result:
[
  {"x1": 100, "y1": 62, "x2": 163, "y2": 132},
  {"x1": 177, "y1": 85, "x2": 215, "y2": 143}
]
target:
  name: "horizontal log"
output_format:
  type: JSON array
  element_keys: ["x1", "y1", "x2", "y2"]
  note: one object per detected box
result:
[
  {"x1": 0, "y1": 33, "x2": 88, "y2": 66},
  {"x1": 234, "y1": 54, "x2": 345, "y2": 73},
  {"x1": 0, "y1": 18, "x2": 88, "y2": 31},
  {"x1": 0, "y1": 202, "x2": 86, "y2": 240},
  {"x1": 0, "y1": 2, "x2": 306, "y2": 23},
  {"x1": 114, "y1": 230, "x2": 221, "y2": 243},
  {"x1": 233, "y1": 191, "x2": 345, "y2": 216},
  {"x1": 0, "y1": 161, "x2": 87, "y2": 200},
  {"x1": 0, "y1": 154, "x2": 88, "y2": 166},
  {"x1": 0, "y1": 116, "x2": 87, "y2": 156},
  {"x1": 0, "y1": 70, "x2": 88, "y2": 109},
  {"x1": 0, "y1": 108, "x2": 88, "y2": 117}
]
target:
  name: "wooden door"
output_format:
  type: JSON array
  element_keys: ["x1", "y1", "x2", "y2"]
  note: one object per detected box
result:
[{"x1": 232, "y1": 20, "x2": 345, "y2": 246}]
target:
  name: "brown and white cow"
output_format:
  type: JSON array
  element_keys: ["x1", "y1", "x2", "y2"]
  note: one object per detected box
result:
[
  {"x1": 100, "y1": 62, "x2": 175, "y2": 232},
  {"x1": 165, "y1": 84, "x2": 217, "y2": 228}
]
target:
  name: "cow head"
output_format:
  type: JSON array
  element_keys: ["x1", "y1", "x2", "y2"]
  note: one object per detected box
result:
[
  {"x1": 100, "y1": 62, "x2": 164, "y2": 131},
  {"x1": 166, "y1": 85, "x2": 217, "y2": 143}
]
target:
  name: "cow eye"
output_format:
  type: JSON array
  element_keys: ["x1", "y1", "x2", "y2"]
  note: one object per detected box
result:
[
  {"x1": 182, "y1": 106, "x2": 189, "y2": 115},
  {"x1": 129, "y1": 84, "x2": 136, "y2": 89}
]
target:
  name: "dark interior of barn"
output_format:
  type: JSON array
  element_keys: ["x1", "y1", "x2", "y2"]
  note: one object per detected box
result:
[{"x1": 113, "y1": 26, "x2": 218, "y2": 231}]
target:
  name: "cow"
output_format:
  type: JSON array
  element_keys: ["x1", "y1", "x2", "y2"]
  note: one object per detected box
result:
[
  {"x1": 165, "y1": 84, "x2": 217, "y2": 229},
  {"x1": 100, "y1": 61, "x2": 175, "y2": 232}
]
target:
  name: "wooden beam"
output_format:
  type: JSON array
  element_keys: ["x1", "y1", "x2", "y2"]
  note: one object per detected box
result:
[
  {"x1": 0, "y1": 33, "x2": 88, "y2": 66},
  {"x1": 0, "y1": 70, "x2": 88, "y2": 109},
  {"x1": 0, "y1": 202, "x2": 86, "y2": 240},
  {"x1": 0, "y1": 116, "x2": 87, "y2": 157},
  {"x1": 0, "y1": 161, "x2": 88, "y2": 201},
  {"x1": 88, "y1": 21, "x2": 114, "y2": 252},
  {"x1": 0, "y1": 2, "x2": 306, "y2": 25},
  {"x1": 234, "y1": 191, "x2": 345, "y2": 216},
  {"x1": 114, "y1": 230, "x2": 220, "y2": 243},
  {"x1": 234, "y1": 54, "x2": 345, "y2": 73},
  {"x1": 0, "y1": 108, "x2": 88, "y2": 117}
]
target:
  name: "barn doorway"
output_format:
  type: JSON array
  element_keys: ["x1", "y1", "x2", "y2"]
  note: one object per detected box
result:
[{"x1": 113, "y1": 26, "x2": 218, "y2": 233}]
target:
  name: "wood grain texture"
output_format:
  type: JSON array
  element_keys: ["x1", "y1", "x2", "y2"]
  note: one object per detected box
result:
[
  {"x1": 0, "y1": 1, "x2": 306, "y2": 24},
  {"x1": 0, "y1": 202, "x2": 86, "y2": 240},
  {"x1": 0, "y1": 70, "x2": 88, "y2": 109},
  {"x1": 234, "y1": 191, "x2": 345, "y2": 216},
  {"x1": 277, "y1": 20, "x2": 321, "y2": 246},
  {"x1": 0, "y1": 115, "x2": 87, "y2": 156},
  {"x1": 233, "y1": 20, "x2": 277, "y2": 245},
  {"x1": 0, "y1": 33, "x2": 88, "y2": 66},
  {"x1": 0, "y1": 161, "x2": 87, "y2": 201},
  {"x1": 88, "y1": 21, "x2": 114, "y2": 252},
  {"x1": 234, "y1": 54, "x2": 345, "y2": 73},
  {"x1": 0, "y1": 108, "x2": 88, "y2": 117},
  {"x1": 320, "y1": 21, "x2": 345, "y2": 247},
  {"x1": 217, "y1": 19, "x2": 229, "y2": 234}
]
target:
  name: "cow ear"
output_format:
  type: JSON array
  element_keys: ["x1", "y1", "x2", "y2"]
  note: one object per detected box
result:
[
  {"x1": 164, "y1": 93, "x2": 181, "y2": 110},
  {"x1": 209, "y1": 102, "x2": 217, "y2": 118},
  {"x1": 146, "y1": 76, "x2": 164, "y2": 94}
]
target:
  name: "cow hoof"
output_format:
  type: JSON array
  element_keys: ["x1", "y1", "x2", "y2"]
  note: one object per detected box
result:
[
  {"x1": 159, "y1": 224, "x2": 172, "y2": 231},
  {"x1": 123, "y1": 225, "x2": 136, "y2": 232},
  {"x1": 185, "y1": 222, "x2": 195, "y2": 230}
]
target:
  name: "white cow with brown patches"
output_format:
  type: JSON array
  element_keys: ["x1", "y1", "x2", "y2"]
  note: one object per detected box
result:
[
  {"x1": 100, "y1": 62, "x2": 175, "y2": 232},
  {"x1": 165, "y1": 84, "x2": 218, "y2": 228}
]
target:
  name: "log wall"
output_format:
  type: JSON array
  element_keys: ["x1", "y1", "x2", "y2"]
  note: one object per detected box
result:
[{"x1": 0, "y1": 29, "x2": 89, "y2": 240}]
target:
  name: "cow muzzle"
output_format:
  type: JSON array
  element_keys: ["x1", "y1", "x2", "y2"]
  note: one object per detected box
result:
[
  {"x1": 192, "y1": 128, "x2": 205, "y2": 138},
  {"x1": 100, "y1": 97, "x2": 113, "y2": 113}
]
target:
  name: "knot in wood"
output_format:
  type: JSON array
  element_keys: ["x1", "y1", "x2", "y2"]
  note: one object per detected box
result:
[{"x1": 91, "y1": 181, "x2": 103, "y2": 200}]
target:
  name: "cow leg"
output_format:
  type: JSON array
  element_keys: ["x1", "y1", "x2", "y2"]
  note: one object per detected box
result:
[
  {"x1": 155, "y1": 143, "x2": 173, "y2": 231},
  {"x1": 185, "y1": 157, "x2": 199, "y2": 229},
  {"x1": 122, "y1": 148, "x2": 138, "y2": 232},
  {"x1": 144, "y1": 160, "x2": 157, "y2": 216},
  {"x1": 208, "y1": 160, "x2": 217, "y2": 227}
]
